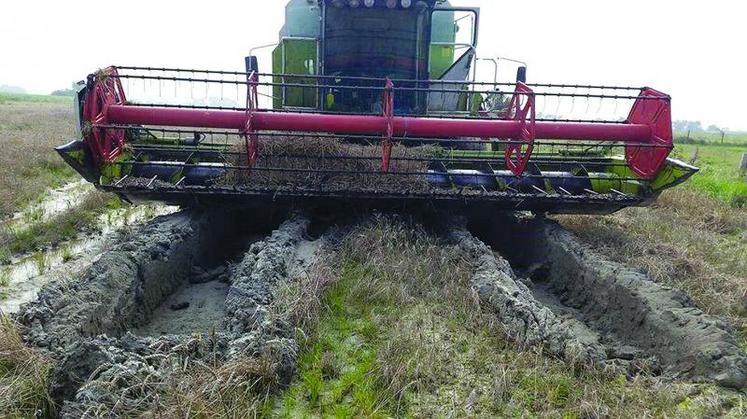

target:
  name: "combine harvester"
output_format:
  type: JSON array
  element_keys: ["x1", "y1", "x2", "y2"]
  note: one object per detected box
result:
[{"x1": 58, "y1": 0, "x2": 697, "y2": 214}]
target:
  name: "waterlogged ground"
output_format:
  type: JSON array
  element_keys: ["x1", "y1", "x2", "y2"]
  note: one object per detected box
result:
[
  {"x1": 0, "y1": 180, "x2": 177, "y2": 314},
  {"x1": 2, "y1": 180, "x2": 92, "y2": 230}
]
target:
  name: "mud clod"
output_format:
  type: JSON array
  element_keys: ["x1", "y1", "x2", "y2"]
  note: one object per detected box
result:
[
  {"x1": 540, "y1": 220, "x2": 747, "y2": 388},
  {"x1": 225, "y1": 216, "x2": 310, "y2": 335},
  {"x1": 18, "y1": 212, "x2": 198, "y2": 351}
]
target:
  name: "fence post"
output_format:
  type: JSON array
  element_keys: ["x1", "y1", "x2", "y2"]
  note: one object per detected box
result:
[{"x1": 740, "y1": 153, "x2": 747, "y2": 173}]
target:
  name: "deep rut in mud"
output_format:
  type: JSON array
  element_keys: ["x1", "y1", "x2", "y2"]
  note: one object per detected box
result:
[
  {"x1": 462, "y1": 214, "x2": 747, "y2": 389},
  {"x1": 14, "y1": 208, "x2": 328, "y2": 416}
]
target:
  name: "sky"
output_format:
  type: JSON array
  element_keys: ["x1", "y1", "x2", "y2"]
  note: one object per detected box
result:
[{"x1": 0, "y1": 0, "x2": 745, "y2": 130}]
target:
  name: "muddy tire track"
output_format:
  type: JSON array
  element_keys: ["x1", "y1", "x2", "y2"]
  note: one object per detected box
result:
[
  {"x1": 459, "y1": 215, "x2": 747, "y2": 389},
  {"x1": 13, "y1": 209, "x2": 329, "y2": 416}
]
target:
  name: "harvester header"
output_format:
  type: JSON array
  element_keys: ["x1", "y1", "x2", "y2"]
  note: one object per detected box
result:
[{"x1": 57, "y1": 0, "x2": 696, "y2": 214}]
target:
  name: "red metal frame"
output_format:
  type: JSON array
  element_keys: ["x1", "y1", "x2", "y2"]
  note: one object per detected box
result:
[
  {"x1": 85, "y1": 66, "x2": 674, "y2": 181},
  {"x1": 382, "y1": 79, "x2": 394, "y2": 172},
  {"x1": 503, "y1": 83, "x2": 536, "y2": 176},
  {"x1": 107, "y1": 106, "x2": 653, "y2": 142},
  {"x1": 242, "y1": 71, "x2": 260, "y2": 168},
  {"x1": 82, "y1": 68, "x2": 127, "y2": 165},
  {"x1": 625, "y1": 88, "x2": 673, "y2": 179}
]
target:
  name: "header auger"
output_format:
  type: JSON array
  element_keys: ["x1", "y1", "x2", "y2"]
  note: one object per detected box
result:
[{"x1": 58, "y1": 0, "x2": 696, "y2": 214}]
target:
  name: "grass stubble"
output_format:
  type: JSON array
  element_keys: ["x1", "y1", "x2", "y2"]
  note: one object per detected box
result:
[
  {"x1": 268, "y1": 215, "x2": 746, "y2": 418},
  {"x1": 0, "y1": 316, "x2": 54, "y2": 418}
]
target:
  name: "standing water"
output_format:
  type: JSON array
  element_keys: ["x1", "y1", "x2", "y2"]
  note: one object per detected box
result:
[{"x1": 0, "y1": 185, "x2": 177, "y2": 314}]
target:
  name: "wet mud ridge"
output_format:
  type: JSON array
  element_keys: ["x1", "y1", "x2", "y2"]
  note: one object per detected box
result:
[
  {"x1": 457, "y1": 215, "x2": 747, "y2": 390},
  {"x1": 14, "y1": 209, "x2": 327, "y2": 417}
]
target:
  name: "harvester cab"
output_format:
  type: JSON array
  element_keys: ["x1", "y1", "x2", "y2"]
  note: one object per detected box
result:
[{"x1": 57, "y1": 0, "x2": 698, "y2": 214}]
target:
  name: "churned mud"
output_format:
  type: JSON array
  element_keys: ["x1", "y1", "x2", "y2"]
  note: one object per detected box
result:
[
  {"x1": 459, "y1": 214, "x2": 747, "y2": 389},
  {"x1": 11, "y1": 206, "x2": 330, "y2": 417},
  {"x1": 1, "y1": 202, "x2": 176, "y2": 314}
]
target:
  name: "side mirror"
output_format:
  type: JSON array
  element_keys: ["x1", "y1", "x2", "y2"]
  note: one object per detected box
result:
[
  {"x1": 516, "y1": 66, "x2": 527, "y2": 83},
  {"x1": 245, "y1": 56, "x2": 259, "y2": 73}
]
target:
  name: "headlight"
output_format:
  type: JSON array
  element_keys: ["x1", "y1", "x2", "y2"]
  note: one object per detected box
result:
[
  {"x1": 386, "y1": 0, "x2": 397, "y2": 8},
  {"x1": 364, "y1": 0, "x2": 375, "y2": 7},
  {"x1": 401, "y1": 0, "x2": 412, "y2": 7},
  {"x1": 349, "y1": 0, "x2": 360, "y2": 7}
]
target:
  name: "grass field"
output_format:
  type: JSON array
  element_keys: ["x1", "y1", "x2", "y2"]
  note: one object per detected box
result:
[
  {"x1": 0, "y1": 93, "x2": 77, "y2": 219},
  {"x1": 670, "y1": 141, "x2": 747, "y2": 207},
  {"x1": 0, "y1": 92, "x2": 73, "y2": 106},
  {"x1": 0, "y1": 93, "x2": 119, "y2": 263}
]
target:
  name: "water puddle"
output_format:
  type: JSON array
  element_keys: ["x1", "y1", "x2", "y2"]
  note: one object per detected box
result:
[
  {"x1": 0, "y1": 203, "x2": 178, "y2": 314},
  {"x1": 2, "y1": 180, "x2": 93, "y2": 230}
]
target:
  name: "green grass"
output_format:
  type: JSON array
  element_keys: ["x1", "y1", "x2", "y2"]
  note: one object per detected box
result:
[
  {"x1": 0, "y1": 269, "x2": 10, "y2": 288},
  {"x1": 0, "y1": 269, "x2": 10, "y2": 301},
  {"x1": 60, "y1": 246, "x2": 74, "y2": 264},
  {"x1": 671, "y1": 143, "x2": 747, "y2": 207},
  {"x1": 0, "y1": 92, "x2": 73, "y2": 105},
  {"x1": 272, "y1": 216, "x2": 745, "y2": 418},
  {"x1": 0, "y1": 248, "x2": 10, "y2": 266},
  {"x1": 277, "y1": 262, "x2": 393, "y2": 417}
]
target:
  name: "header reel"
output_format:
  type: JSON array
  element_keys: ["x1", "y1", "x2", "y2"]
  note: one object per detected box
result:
[{"x1": 57, "y1": 66, "x2": 696, "y2": 214}]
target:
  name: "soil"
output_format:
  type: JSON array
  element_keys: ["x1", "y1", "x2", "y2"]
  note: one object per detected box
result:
[
  {"x1": 133, "y1": 280, "x2": 230, "y2": 336},
  {"x1": 461, "y1": 214, "x2": 747, "y2": 389}
]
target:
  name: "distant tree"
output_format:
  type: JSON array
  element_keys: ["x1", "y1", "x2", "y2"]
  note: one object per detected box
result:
[
  {"x1": 673, "y1": 120, "x2": 704, "y2": 133},
  {"x1": 685, "y1": 120, "x2": 703, "y2": 132},
  {"x1": 707, "y1": 124, "x2": 722, "y2": 132},
  {"x1": 0, "y1": 85, "x2": 26, "y2": 94},
  {"x1": 672, "y1": 120, "x2": 688, "y2": 132}
]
